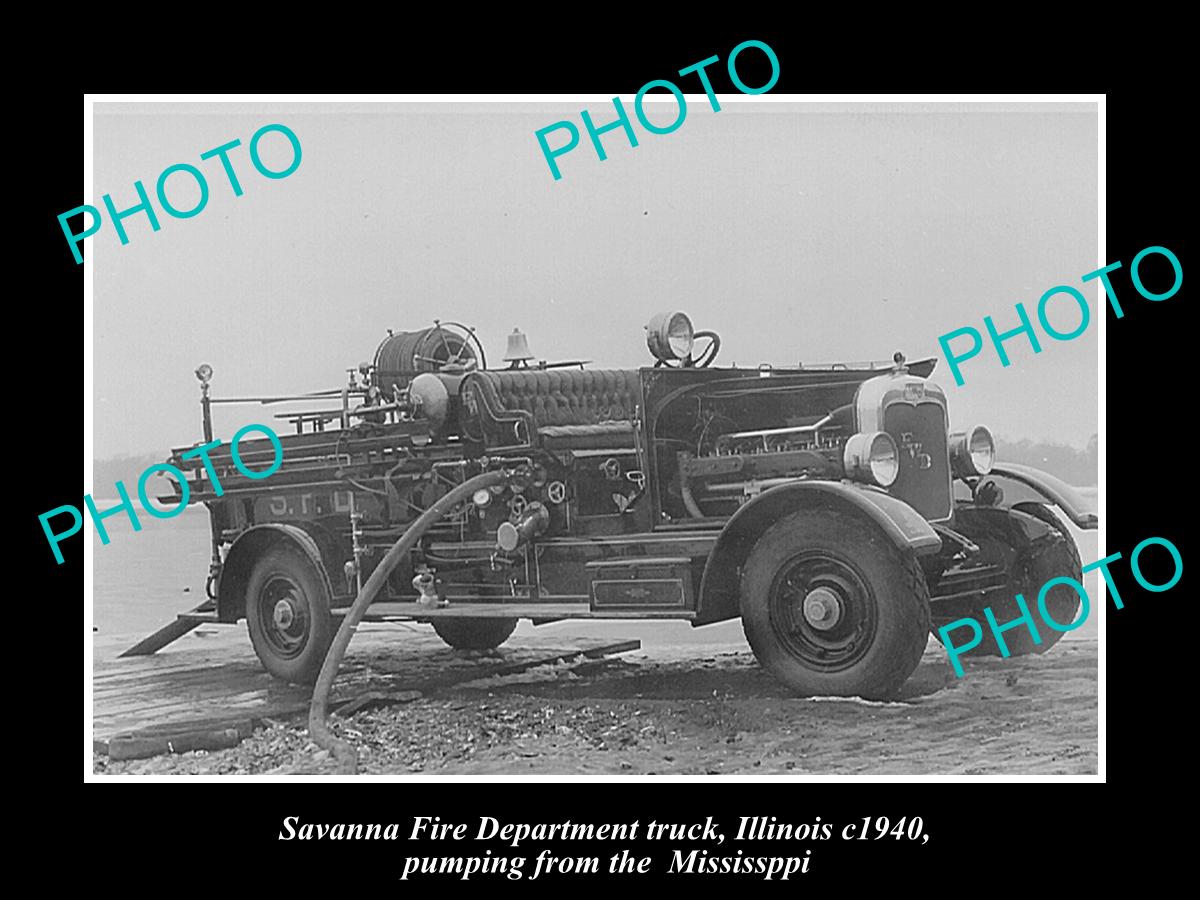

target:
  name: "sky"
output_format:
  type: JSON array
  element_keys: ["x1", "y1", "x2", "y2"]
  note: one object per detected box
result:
[{"x1": 92, "y1": 101, "x2": 1098, "y2": 460}]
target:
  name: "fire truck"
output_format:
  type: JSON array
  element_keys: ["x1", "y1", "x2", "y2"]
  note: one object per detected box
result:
[{"x1": 158, "y1": 313, "x2": 1096, "y2": 698}]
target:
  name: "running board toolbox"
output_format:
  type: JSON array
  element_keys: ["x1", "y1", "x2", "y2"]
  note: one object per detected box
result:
[{"x1": 585, "y1": 556, "x2": 693, "y2": 610}]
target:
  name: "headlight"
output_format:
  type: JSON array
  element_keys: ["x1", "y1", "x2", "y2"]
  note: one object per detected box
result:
[
  {"x1": 646, "y1": 311, "x2": 694, "y2": 362},
  {"x1": 950, "y1": 425, "x2": 995, "y2": 477},
  {"x1": 844, "y1": 431, "x2": 899, "y2": 488}
]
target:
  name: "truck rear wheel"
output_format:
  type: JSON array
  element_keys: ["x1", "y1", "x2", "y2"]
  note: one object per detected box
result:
[
  {"x1": 245, "y1": 545, "x2": 333, "y2": 684},
  {"x1": 740, "y1": 509, "x2": 930, "y2": 699},
  {"x1": 432, "y1": 617, "x2": 518, "y2": 650}
]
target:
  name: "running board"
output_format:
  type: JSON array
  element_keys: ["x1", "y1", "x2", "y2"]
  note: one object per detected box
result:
[
  {"x1": 347, "y1": 602, "x2": 696, "y2": 621},
  {"x1": 117, "y1": 599, "x2": 693, "y2": 657}
]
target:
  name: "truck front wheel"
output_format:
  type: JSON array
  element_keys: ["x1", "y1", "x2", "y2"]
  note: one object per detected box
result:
[
  {"x1": 245, "y1": 545, "x2": 334, "y2": 684},
  {"x1": 931, "y1": 503, "x2": 1082, "y2": 657},
  {"x1": 740, "y1": 509, "x2": 930, "y2": 699}
]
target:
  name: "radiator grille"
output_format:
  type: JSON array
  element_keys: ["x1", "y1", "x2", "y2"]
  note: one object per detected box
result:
[{"x1": 883, "y1": 402, "x2": 952, "y2": 521}]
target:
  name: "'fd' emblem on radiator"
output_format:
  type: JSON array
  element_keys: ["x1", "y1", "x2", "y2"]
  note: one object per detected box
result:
[{"x1": 900, "y1": 432, "x2": 933, "y2": 470}]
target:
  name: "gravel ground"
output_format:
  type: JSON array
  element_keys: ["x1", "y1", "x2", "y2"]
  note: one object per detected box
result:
[{"x1": 94, "y1": 640, "x2": 1097, "y2": 776}]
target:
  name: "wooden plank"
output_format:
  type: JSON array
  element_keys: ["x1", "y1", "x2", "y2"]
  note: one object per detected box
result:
[
  {"x1": 97, "y1": 701, "x2": 317, "y2": 742},
  {"x1": 583, "y1": 639, "x2": 641, "y2": 658},
  {"x1": 95, "y1": 684, "x2": 269, "y2": 710},
  {"x1": 94, "y1": 664, "x2": 269, "y2": 694},
  {"x1": 93, "y1": 676, "x2": 269, "y2": 701},
  {"x1": 118, "y1": 615, "x2": 205, "y2": 657},
  {"x1": 450, "y1": 641, "x2": 642, "y2": 681},
  {"x1": 113, "y1": 717, "x2": 256, "y2": 740},
  {"x1": 97, "y1": 691, "x2": 271, "y2": 722},
  {"x1": 108, "y1": 728, "x2": 243, "y2": 761},
  {"x1": 117, "y1": 600, "x2": 220, "y2": 657},
  {"x1": 93, "y1": 635, "x2": 642, "y2": 741},
  {"x1": 98, "y1": 639, "x2": 638, "y2": 731},
  {"x1": 333, "y1": 690, "x2": 422, "y2": 718},
  {"x1": 95, "y1": 652, "x2": 258, "y2": 676},
  {"x1": 104, "y1": 685, "x2": 274, "y2": 710},
  {"x1": 178, "y1": 612, "x2": 221, "y2": 624}
]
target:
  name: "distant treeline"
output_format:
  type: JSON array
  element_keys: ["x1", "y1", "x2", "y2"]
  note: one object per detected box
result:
[
  {"x1": 93, "y1": 433, "x2": 1098, "y2": 494},
  {"x1": 92, "y1": 453, "x2": 174, "y2": 497},
  {"x1": 994, "y1": 434, "x2": 1098, "y2": 486}
]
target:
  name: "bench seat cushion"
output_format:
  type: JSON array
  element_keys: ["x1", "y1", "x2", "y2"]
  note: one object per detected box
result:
[
  {"x1": 461, "y1": 369, "x2": 642, "y2": 449},
  {"x1": 475, "y1": 370, "x2": 641, "y2": 426}
]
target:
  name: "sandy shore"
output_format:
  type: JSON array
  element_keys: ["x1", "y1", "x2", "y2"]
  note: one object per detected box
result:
[{"x1": 94, "y1": 634, "x2": 1097, "y2": 776}]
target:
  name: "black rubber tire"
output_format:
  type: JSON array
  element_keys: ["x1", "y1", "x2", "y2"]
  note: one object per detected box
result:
[
  {"x1": 931, "y1": 504, "x2": 1083, "y2": 657},
  {"x1": 1013, "y1": 502, "x2": 1082, "y2": 574},
  {"x1": 739, "y1": 509, "x2": 931, "y2": 699},
  {"x1": 432, "y1": 617, "x2": 518, "y2": 650},
  {"x1": 244, "y1": 545, "x2": 334, "y2": 684}
]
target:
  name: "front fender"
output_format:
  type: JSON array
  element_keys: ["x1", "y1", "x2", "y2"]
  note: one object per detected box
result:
[
  {"x1": 694, "y1": 480, "x2": 941, "y2": 624},
  {"x1": 984, "y1": 463, "x2": 1098, "y2": 530}
]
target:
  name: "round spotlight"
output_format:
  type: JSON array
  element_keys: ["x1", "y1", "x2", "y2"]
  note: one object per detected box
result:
[
  {"x1": 646, "y1": 311, "x2": 695, "y2": 362},
  {"x1": 195, "y1": 363, "x2": 213, "y2": 384},
  {"x1": 950, "y1": 425, "x2": 995, "y2": 477},
  {"x1": 843, "y1": 431, "x2": 899, "y2": 488}
]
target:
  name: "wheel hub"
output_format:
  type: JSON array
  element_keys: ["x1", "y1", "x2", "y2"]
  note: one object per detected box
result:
[
  {"x1": 272, "y1": 598, "x2": 297, "y2": 630},
  {"x1": 802, "y1": 587, "x2": 842, "y2": 631},
  {"x1": 768, "y1": 550, "x2": 879, "y2": 672}
]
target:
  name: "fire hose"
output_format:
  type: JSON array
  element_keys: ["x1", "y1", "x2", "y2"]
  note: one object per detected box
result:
[{"x1": 308, "y1": 467, "x2": 514, "y2": 773}]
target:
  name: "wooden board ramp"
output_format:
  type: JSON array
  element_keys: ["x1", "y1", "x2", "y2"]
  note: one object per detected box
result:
[
  {"x1": 119, "y1": 599, "x2": 218, "y2": 657},
  {"x1": 94, "y1": 626, "x2": 640, "y2": 756}
]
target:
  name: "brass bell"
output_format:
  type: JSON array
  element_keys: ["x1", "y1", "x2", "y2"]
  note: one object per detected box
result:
[{"x1": 504, "y1": 327, "x2": 535, "y2": 363}]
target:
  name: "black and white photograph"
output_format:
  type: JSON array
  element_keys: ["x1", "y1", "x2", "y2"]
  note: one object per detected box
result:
[{"x1": 78, "y1": 96, "x2": 1107, "y2": 779}]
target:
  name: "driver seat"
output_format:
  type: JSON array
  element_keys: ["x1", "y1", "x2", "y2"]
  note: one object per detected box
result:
[{"x1": 460, "y1": 369, "x2": 641, "y2": 450}]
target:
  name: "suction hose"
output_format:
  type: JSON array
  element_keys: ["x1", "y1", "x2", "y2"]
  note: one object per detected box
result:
[{"x1": 308, "y1": 468, "x2": 512, "y2": 773}]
